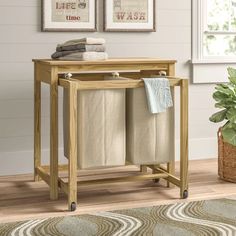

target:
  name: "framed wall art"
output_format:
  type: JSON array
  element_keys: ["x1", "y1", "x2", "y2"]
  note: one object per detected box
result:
[
  {"x1": 42, "y1": 0, "x2": 97, "y2": 32},
  {"x1": 104, "y1": 0, "x2": 156, "y2": 32}
]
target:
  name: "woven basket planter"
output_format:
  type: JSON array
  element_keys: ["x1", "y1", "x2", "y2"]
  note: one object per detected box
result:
[{"x1": 218, "y1": 129, "x2": 236, "y2": 183}]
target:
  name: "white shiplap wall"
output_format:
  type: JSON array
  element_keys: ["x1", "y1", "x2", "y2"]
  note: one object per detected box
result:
[{"x1": 0, "y1": 0, "x2": 218, "y2": 175}]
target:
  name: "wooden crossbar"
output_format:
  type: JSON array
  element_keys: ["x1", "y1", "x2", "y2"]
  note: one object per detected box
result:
[
  {"x1": 57, "y1": 172, "x2": 169, "y2": 197},
  {"x1": 58, "y1": 77, "x2": 183, "y2": 90}
]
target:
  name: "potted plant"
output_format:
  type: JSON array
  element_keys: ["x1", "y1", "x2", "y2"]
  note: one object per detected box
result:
[{"x1": 209, "y1": 67, "x2": 236, "y2": 182}]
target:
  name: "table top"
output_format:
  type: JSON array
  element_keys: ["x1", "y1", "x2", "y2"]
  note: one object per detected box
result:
[{"x1": 32, "y1": 58, "x2": 177, "y2": 66}]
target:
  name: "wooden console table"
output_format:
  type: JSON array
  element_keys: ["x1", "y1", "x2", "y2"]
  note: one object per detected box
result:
[{"x1": 33, "y1": 58, "x2": 189, "y2": 211}]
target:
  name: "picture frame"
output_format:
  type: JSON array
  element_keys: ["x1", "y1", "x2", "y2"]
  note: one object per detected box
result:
[
  {"x1": 104, "y1": 0, "x2": 156, "y2": 32},
  {"x1": 42, "y1": 0, "x2": 97, "y2": 32}
]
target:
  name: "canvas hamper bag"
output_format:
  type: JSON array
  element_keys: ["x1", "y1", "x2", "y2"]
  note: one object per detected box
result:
[
  {"x1": 126, "y1": 87, "x2": 175, "y2": 165},
  {"x1": 63, "y1": 88, "x2": 126, "y2": 169}
]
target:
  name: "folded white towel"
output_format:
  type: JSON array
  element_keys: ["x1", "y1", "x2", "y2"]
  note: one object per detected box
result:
[
  {"x1": 57, "y1": 38, "x2": 106, "y2": 47},
  {"x1": 142, "y1": 78, "x2": 173, "y2": 114},
  {"x1": 58, "y1": 52, "x2": 108, "y2": 61},
  {"x1": 56, "y1": 44, "x2": 106, "y2": 52}
]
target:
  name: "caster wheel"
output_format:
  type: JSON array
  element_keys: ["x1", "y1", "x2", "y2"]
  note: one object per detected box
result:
[
  {"x1": 182, "y1": 190, "x2": 188, "y2": 199},
  {"x1": 70, "y1": 202, "x2": 77, "y2": 212},
  {"x1": 153, "y1": 178, "x2": 160, "y2": 183}
]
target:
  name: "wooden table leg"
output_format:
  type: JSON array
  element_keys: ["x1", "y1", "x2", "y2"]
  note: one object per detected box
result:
[
  {"x1": 167, "y1": 83, "x2": 175, "y2": 188},
  {"x1": 167, "y1": 161, "x2": 175, "y2": 188},
  {"x1": 152, "y1": 164, "x2": 160, "y2": 183},
  {"x1": 34, "y1": 64, "x2": 41, "y2": 182},
  {"x1": 68, "y1": 82, "x2": 78, "y2": 211},
  {"x1": 180, "y1": 79, "x2": 189, "y2": 198},
  {"x1": 50, "y1": 68, "x2": 59, "y2": 200},
  {"x1": 140, "y1": 165, "x2": 148, "y2": 173}
]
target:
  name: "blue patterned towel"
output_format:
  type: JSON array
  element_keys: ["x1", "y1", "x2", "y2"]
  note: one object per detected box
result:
[{"x1": 142, "y1": 78, "x2": 173, "y2": 114}]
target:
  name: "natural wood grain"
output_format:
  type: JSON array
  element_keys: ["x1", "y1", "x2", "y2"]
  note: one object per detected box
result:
[
  {"x1": 180, "y1": 79, "x2": 189, "y2": 197},
  {"x1": 36, "y1": 63, "x2": 52, "y2": 84},
  {"x1": 50, "y1": 66, "x2": 59, "y2": 200},
  {"x1": 67, "y1": 81, "x2": 78, "y2": 210},
  {"x1": 32, "y1": 58, "x2": 177, "y2": 66},
  {"x1": 36, "y1": 167, "x2": 50, "y2": 186},
  {"x1": 167, "y1": 63, "x2": 176, "y2": 188},
  {"x1": 58, "y1": 179, "x2": 68, "y2": 195},
  {"x1": 59, "y1": 77, "x2": 182, "y2": 90},
  {"x1": 0, "y1": 159, "x2": 235, "y2": 224},
  {"x1": 32, "y1": 58, "x2": 175, "y2": 75},
  {"x1": 34, "y1": 63, "x2": 41, "y2": 182},
  {"x1": 77, "y1": 173, "x2": 168, "y2": 186},
  {"x1": 140, "y1": 165, "x2": 148, "y2": 173},
  {"x1": 42, "y1": 165, "x2": 68, "y2": 172},
  {"x1": 57, "y1": 65, "x2": 170, "y2": 74},
  {"x1": 150, "y1": 166, "x2": 181, "y2": 187}
]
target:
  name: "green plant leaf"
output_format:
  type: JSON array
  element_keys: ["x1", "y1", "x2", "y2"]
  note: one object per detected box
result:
[
  {"x1": 228, "y1": 67, "x2": 236, "y2": 85},
  {"x1": 229, "y1": 77, "x2": 236, "y2": 85},
  {"x1": 213, "y1": 91, "x2": 229, "y2": 102},
  {"x1": 223, "y1": 121, "x2": 231, "y2": 129},
  {"x1": 222, "y1": 128, "x2": 236, "y2": 146},
  {"x1": 226, "y1": 108, "x2": 236, "y2": 123},
  {"x1": 209, "y1": 109, "x2": 227, "y2": 123},
  {"x1": 215, "y1": 100, "x2": 236, "y2": 109},
  {"x1": 215, "y1": 84, "x2": 234, "y2": 96},
  {"x1": 210, "y1": 68, "x2": 236, "y2": 145},
  {"x1": 228, "y1": 67, "x2": 236, "y2": 78},
  {"x1": 212, "y1": 98, "x2": 234, "y2": 110},
  {"x1": 222, "y1": 121, "x2": 236, "y2": 130},
  {"x1": 217, "y1": 83, "x2": 229, "y2": 89},
  {"x1": 215, "y1": 102, "x2": 224, "y2": 108}
]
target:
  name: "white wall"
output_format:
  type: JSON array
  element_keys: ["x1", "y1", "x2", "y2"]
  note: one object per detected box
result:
[{"x1": 0, "y1": 0, "x2": 219, "y2": 175}]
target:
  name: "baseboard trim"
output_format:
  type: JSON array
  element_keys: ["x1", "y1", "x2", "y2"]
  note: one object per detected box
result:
[
  {"x1": 175, "y1": 137, "x2": 217, "y2": 160},
  {"x1": 0, "y1": 148, "x2": 66, "y2": 176}
]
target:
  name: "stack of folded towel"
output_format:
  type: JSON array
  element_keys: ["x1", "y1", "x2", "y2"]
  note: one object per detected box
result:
[{"x1": 51, "y1": 38, "x2": 108, "y2": 61}]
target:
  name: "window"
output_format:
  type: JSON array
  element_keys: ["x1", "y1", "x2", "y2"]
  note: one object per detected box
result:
[
  {"x1": 192, "y1": 0, "x2": 236, "y2": 83},
  {"x1": 204, "y1": 0, "x2": 236, "y2": 58}
]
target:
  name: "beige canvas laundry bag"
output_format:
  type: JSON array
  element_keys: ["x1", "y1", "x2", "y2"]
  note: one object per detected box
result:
[
  {"x1": 64, "y1": 88, "x2": 126, "y2": 169},
  {"x1": 126, "y1": 87, "x2": 175, "y2": 165}
]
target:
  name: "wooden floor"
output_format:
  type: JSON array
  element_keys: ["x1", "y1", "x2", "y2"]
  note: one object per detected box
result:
[{"x1": 0, "y1": 159, "x2": 236, "y2": 224}]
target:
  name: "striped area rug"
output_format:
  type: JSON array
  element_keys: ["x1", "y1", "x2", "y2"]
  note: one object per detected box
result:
[{"x1": 1, "y1": 198, "x2": 236, "y2": 236}]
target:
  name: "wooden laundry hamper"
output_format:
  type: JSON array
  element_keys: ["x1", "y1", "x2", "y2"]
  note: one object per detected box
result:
[
  {"x1": 218, "y1": 129, "x2": 236, "y2": 183},
  {"x1": 33, "y1": 58, "x2": 189, "y2": 211}
]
